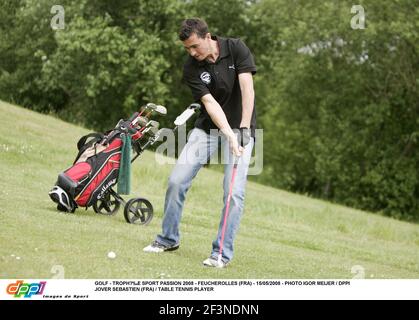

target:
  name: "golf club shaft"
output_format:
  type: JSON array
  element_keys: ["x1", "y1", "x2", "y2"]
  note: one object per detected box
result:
[{"x1": 218, "y1": 156, "x2": 240, "y2": 265}]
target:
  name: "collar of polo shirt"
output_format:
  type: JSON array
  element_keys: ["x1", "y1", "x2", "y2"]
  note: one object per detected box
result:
[{"x1": 198, "y1": 36, "x2": 230, "y2": 65}]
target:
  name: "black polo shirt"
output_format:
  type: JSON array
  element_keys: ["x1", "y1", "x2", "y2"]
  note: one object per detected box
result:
[{"x1": 183, "y1": 36, "x2": 257, "y2": 137}]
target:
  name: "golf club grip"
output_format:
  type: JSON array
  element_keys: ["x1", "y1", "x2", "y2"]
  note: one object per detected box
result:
[{"x1": 234, "y1": 156, "x2": 240, "y2": 167}]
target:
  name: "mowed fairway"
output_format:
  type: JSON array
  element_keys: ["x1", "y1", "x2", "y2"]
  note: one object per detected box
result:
[{"x1": 0, "y1": 100, "x2": 418, "y2": 279}]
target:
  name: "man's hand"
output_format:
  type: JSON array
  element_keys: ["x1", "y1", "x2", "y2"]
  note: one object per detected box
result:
[
  {"x1": 201, "y1": 94, "x2": 244, "y2": 157},
  {"x1": 227, "y1": 132, "x2": 244, "y2": 157}
]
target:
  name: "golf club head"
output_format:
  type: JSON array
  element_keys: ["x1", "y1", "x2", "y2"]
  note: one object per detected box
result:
[
  {"x1": 132, "y1": 115, "x2": 149, "y2": 128},
  {"x1": 144, "y1": 103, "x2": 167, "y2": 116},
  {"x1": 138, "y1": 116, "x2": 149, "y2": 127},
  {"x1": 146, "y1": 120, "x2": 160, "y2": 135},
  {"x1": 150, "y1": 119, "x2": 160, "y2": 127},
  {"x1": 145, "y1": 102, "x2": 156, "y2": 110},
  {"x1": 143, "y1": 126, "x2": 159, "y2": 136},
  {"x1": 154, "y1": 105, "x2": 167, "y2": 116}
]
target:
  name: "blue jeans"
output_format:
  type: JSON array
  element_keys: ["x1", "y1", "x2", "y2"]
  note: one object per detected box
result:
[{"x1": 156, "y1": 128, "x2": 254, "y2": 263}]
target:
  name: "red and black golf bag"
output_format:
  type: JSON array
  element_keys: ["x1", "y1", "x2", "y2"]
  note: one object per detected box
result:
[
  {"x1": 49, "y1": 104, "x2": 164, "y2": 219},
  {"x1": 50, "y1": 119, "x2": 133, "y2": 212},
  {"x1": 50, "y1": 131, "x2": 123, "y2": 212},
  {"x1": 49, "y1": 102, "x2": 200, "y2": 224}
]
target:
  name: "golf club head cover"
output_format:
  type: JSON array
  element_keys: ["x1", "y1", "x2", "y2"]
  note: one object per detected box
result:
[
  {"x1": 238, "y1": 127, "x2": 251, "y2": 147},
  {"x1": 174, "y1": 103, "x2": 201, "y2": 126},
  {"x1": 174, "y1": 108, "x2": 195, "y2": 126}
]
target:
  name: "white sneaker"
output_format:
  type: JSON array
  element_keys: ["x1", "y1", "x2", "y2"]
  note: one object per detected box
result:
[
  {"x1": 202, "y1": 256, "x2": 228, "y2": 268},
  {"x1": 143, "y1": 241, "x2": 179, "y2": 253}
]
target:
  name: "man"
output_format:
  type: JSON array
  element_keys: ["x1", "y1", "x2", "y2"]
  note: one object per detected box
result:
[{"x1": 144, "y1": 18, "x2": 256, "y2": 268}]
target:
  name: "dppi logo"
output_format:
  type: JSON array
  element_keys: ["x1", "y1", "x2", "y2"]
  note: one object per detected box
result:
[{"x1": 6, "y1": 280, "x2": 46, "y2": 298}]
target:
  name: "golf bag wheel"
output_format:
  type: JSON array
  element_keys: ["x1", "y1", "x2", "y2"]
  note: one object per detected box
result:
[
  {"x1": 124, "y1": 198, "x2": 153, "y2": 225},
  {"x1": 93, "y1": 192, "x2": 120, "y2": 215}
]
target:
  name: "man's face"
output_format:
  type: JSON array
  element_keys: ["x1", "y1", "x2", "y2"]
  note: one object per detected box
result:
[{"x1": 182, "y1": 32, "x2": 211, "y2": 61}]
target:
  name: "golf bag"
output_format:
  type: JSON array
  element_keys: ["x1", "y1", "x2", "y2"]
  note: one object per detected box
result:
[
  {"x1": 50, "y1": 124, "x2": 131, "y2": 212},
  {"x1": 49, "y1": 104, "x2": 164, "y2": 216},
  {"x1": 49, "y1": 102, "x2": 200, "y2": 224}
]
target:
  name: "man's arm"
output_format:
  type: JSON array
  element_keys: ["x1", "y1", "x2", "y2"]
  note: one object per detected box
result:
[
  {"x1": 201, "y1": 93, "x2": 242, "y2": 156},
  {"x1": 238, "y1": 72, "x2": 255, "y2": 129}
]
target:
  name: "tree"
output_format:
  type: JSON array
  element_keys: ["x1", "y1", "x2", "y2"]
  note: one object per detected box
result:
[{"x1": 249, "y1": 0, "x2": 418, "y2": 220}]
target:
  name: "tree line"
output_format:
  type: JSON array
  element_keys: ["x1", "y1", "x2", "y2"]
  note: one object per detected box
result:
[{"x1": 1, "y1": 0, "x2": 417, "y2": 220}]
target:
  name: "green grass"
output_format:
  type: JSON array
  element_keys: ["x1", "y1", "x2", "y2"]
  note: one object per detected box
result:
[{"x1": 0, "y1": 100, "x2": 418, "y2": 279}]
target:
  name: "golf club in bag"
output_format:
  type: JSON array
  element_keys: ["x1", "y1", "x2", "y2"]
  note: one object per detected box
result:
[
  {"x1": 144, "y1": 103, "x2": 201, "y2": 149},
  {"x1": 49, "y1": 103, "x2": 201, "y2": 225}
]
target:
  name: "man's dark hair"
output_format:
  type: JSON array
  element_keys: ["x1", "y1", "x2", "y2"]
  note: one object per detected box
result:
[{"x1": 178, "y1": 18, "x2": 209, "y2": 41}]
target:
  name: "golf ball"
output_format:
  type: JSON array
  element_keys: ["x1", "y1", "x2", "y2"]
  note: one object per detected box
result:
[{"x1": 107, "y1": 251, "x2": 116, "y2": 259}]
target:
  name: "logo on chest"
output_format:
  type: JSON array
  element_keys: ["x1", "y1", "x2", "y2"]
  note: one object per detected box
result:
[{"x1": 200, "y1": 72, "x2": 211, "y2": 85}]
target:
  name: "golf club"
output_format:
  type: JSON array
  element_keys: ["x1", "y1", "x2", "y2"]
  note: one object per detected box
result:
[
  {"x1": 131, "y1": 120, "x2": 160, "y2": 162},
  {"x1": 149, "y1": 103, "x2": 201, "y2": 142},
  {"x1": 143, "y1": 103, "x2": 167, "y2": 116},
  {"x1": 131, "y1": 102, "x2": 201, "y2": 165},
  {"x1": 218, "y1": 155, "x2": 240, "y2": 267},
  {"x1": 141, "y1": 120, "x2": 160, "y2": 135},
  {"x1": 131, "y1": 115, "x2": 149, "y2": 128}
]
